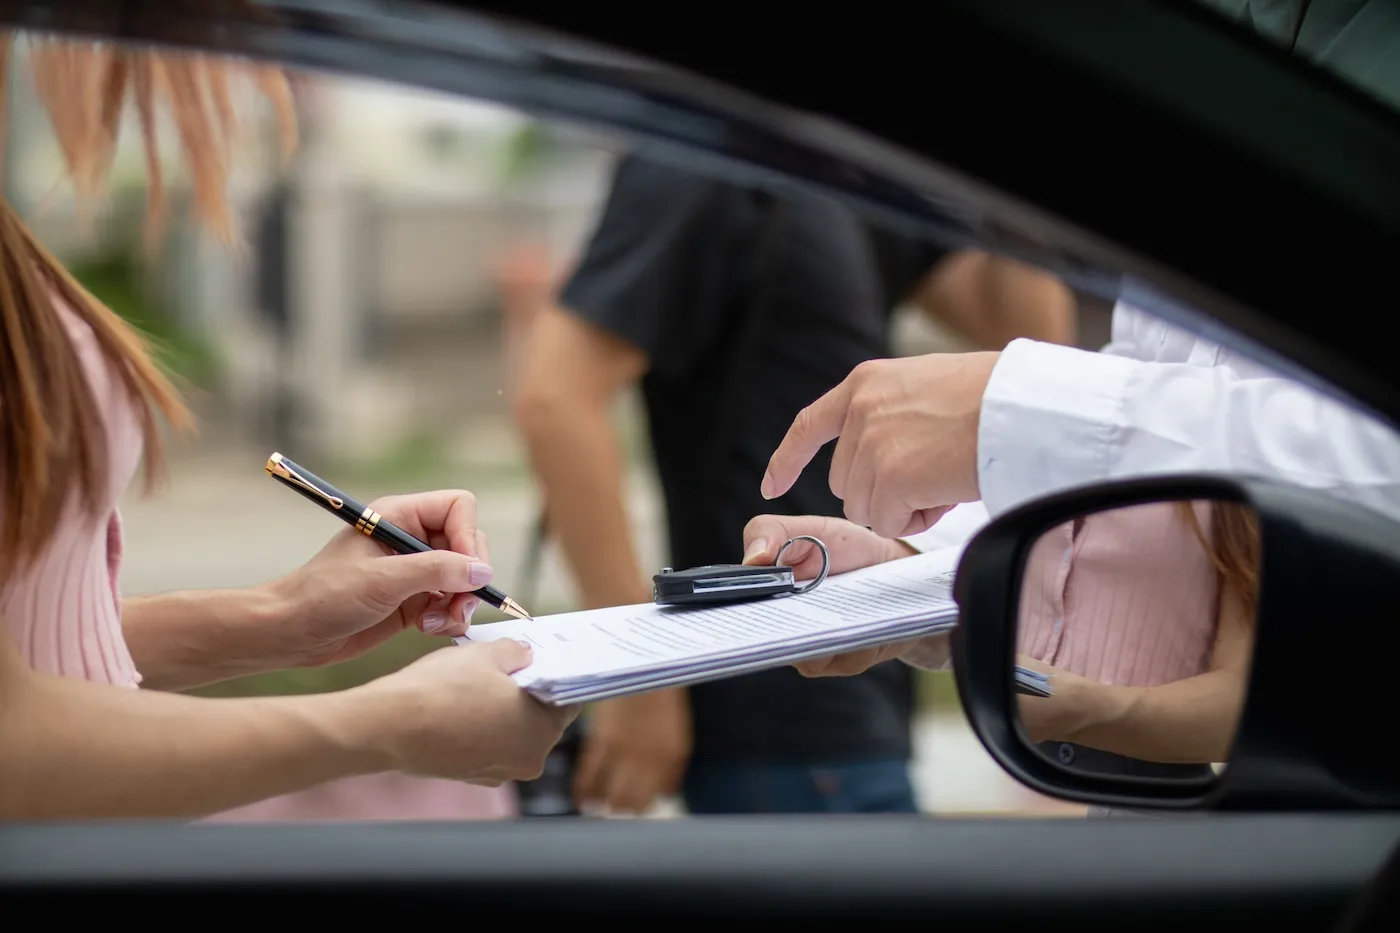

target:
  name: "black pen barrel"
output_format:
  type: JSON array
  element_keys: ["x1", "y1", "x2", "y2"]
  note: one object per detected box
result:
[
  {"x1": 266, "y1": 454, "x2": 368, "y2": 522},
  {"x1": 368, "y1": 519, "x2": 431, "y2": 555},
  {"x1": 267, "y1": 451, "x2": 521, "y2": 616},
  {"x1": 363, "y1": 520, "x2": 507, "y2": 607}
]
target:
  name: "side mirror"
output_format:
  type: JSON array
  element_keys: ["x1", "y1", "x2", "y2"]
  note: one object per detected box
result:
[{"x1": 951, "y1": 474, "x2": 1400, "y2": 812}]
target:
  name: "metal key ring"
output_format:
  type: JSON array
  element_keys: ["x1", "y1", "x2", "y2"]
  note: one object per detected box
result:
[{"x1": 775, "y1": 535, "x2": 830, "y2": 595}]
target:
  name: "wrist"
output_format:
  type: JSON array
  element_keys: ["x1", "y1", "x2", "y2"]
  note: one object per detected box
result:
[
  {"x1": 321, "y1": 680, "x2": 409, "y2": 775},
  {"x1": 962, "y1": 350, "x2": 1000, "y2": 501},
  {"x1": 1055, "y1": 676, "x2": 1133, "y2": 743},
  {"x1": 257, "y1": 574, "x2": 321, "y2": 669},
  {"x1": 236, "y1": 580, "x2": 307, "y2": 671}
]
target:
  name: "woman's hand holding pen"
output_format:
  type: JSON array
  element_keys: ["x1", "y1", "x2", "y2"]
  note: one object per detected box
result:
[
  {"x1": 269, "y1": 487, "x2": 581, "y2": 785},
  {"x1": 263, "y1": 489, "x2": 495, "y2": 669}
]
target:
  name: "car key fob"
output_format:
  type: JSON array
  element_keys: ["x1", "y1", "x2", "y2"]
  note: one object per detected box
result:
[
  {"x1": 651, "y1": 535, "x2": 831, "y2": 607},
  {"x1": 652, "y1": 563, "x2": 799, "y2": 606}
]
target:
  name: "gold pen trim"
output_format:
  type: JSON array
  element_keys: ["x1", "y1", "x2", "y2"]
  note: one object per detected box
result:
[
  {"x1": 355, "y1": 507, "x2": 382, "y2": 537},
  {"x1": 265, "y1": 453, "x2": 345, "y2": 510}
]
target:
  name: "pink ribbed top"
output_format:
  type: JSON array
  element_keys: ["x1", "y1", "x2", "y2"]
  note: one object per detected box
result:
[
  {"x1": 0, "y1": 301, "x2": 144, "y2": 687},
  {"x1": 1, "y1": 301, "x2": 524, "y2": 824},
  {"x1": 1016, "y1": 501, "x2": 1220, "y2": 687}
]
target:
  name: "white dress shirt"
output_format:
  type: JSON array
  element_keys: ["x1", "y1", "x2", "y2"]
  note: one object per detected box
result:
[
  {"x1": 906, "y1": 301, "x2": 1400, "y2": 556},
  {"x1": 895, "y1": 302, "x2": 1400, "y2": 668}
]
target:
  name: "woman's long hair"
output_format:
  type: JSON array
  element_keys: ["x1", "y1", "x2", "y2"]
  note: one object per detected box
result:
[
  {"x1": 1181, "y1": 500, "x2": 1261, "y2": 618},
  {"x1": 0, "y1": 32, "x2": 296, "y2": 581}
]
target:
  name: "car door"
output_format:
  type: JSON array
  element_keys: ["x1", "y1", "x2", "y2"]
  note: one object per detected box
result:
[{"x1": 1, "y1": 0, "x2": 1399, "y2": 928}]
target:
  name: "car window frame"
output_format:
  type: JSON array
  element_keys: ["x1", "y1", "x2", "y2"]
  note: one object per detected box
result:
[{"x1": 4, "y1": 0, "x2": 1400, "y2": 436}]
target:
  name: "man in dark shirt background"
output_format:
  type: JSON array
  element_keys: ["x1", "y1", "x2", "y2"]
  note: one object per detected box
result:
[{"x1": 511, "y1": 152, "x2": 1074, "y2": 815}]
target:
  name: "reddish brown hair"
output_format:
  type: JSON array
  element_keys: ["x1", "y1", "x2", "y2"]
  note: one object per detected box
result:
[
  {"x1": 0, "y1": 32, "x2": 296, "y2": 581},
  {"x1": 1180, "y1": 500, "x2": 1261, "y2": 617}
]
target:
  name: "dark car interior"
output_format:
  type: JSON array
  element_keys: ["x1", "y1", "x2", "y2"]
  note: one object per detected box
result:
[{"x1": 2, "y1": 1, "x2": 1398, "y2": 928}]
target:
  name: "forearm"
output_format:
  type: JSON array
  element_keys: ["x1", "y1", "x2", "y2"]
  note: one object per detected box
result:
[
  {"x1": 517, "y1": 397, "x2": 651, "y2": 609},
  {"x1": 918, "y1": 250, "x2": 1076, "y2": 350},
  {"x1": 975, "y1": 254, "x2": 1076, "y2": 347},
  {"x1": 0, "y1": 662, "x2": 388, "y2": 820},
  {"x1": 1027, "y1": 669, "x2": 1246, "y2": 764},
  {"x1": 122, "y1": 586, "x2": 292, "y2": 692}
]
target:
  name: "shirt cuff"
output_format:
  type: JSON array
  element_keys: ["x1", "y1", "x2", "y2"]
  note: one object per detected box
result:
[{"x1": 977, "y1": 338, "x2": 1138, "y2": 516}]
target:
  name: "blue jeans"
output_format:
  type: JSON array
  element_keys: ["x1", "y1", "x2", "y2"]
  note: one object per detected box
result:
[{"x1": 682, "y1": 758, "x2": 918, "y2": 814}]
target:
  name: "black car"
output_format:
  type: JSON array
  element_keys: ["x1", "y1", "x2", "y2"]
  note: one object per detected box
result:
[{"x1": 2, "y1": 1, "x2": 1398, "y2": 929}]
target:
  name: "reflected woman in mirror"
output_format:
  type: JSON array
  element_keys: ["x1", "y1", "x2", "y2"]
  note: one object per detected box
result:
[
  {"x1": 740, "y1": 499, "x2": 1259, "y2": 813},
  {"x1": 0, "y1": 29, "x2": 572, "y2": 821},
  {"x1": 1013, "y1": 501, "x2": 1259, "y2": 776}
]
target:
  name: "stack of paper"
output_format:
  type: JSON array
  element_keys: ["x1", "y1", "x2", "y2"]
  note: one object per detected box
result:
[
  {"x1": 460, "y1": 547, "x2": 965, "y2": 705},
  {"x1": 1015, "y1": 666, "x2": 1053, "y2": 697},
  {"x1": 460, "y1": 545, "x2": 1056, "y2": 704}
]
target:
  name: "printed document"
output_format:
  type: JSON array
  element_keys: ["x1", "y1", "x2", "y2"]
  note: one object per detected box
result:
[{"x1": 456, "y1": 546, "x2": 1048, "y2": 704}]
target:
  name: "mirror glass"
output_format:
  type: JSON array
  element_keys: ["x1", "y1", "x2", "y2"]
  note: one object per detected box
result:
[{"x1": 1014, "y1": 497, "x2": 1260, "y2": 787}]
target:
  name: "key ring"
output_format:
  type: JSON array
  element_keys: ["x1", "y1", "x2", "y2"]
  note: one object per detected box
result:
[{"x1": 774, "y1": 535, "x2": 830, "y2": 595}]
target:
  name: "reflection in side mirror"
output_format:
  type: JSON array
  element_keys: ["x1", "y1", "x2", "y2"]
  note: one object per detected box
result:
[{"x1": 1013, "y1": 498, "x2": 1258, "y2": 787}]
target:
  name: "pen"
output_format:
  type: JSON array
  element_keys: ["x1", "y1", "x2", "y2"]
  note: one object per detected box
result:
[{"x1": 265, "y1": 452, "x2": 532, "y2": 621}]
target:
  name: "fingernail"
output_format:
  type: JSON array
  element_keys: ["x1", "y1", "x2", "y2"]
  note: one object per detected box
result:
[
  {"x1": 469, "y1": 561, "x2": 495, "y2": 586},
  {"x1": 743, "y1": 538, "x2": 768, "y2": 563},
  {"x1": 460, "y1": 596, "x2": 481, "y2": 624},
  {"x1": 760, "y1": 470, "x2": 775, "y2": 500},
  {"x1": 422, "y1": 611, "x2": 450, "y2": 635}
]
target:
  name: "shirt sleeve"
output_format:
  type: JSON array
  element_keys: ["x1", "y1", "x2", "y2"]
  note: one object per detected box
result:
[
  {"x1": 558, "y1": 154, "x2": 741, "y2": 379},
  {"x1": 977, "y1": 337, "x2": 1400, "y2": 523}
]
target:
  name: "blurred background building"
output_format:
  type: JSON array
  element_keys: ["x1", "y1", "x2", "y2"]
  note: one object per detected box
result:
[{"x1": 7, "y1": 54, "x2": 1107, "y2": 819}]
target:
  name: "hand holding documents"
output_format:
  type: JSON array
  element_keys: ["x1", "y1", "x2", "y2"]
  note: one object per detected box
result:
[
  {"x1": 457, "y1": 545, "x2": 1058, "y2": 704},
  {"x1": 1016, "y1": 667, "x2": 1053, "y2": 697},
  {"x1": 459, "y1": 546, "x2": 958, "y2": 703}
]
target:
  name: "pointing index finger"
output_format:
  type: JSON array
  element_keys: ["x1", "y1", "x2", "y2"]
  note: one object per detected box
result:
[{"x1": 761, "y1": 382, "x2": 851, "y2": 500}]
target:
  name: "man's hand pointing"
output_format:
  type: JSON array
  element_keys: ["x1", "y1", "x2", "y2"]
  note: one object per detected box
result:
[{"x1": 761, "y1": 352, "x2": 999, "y2": 538}]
